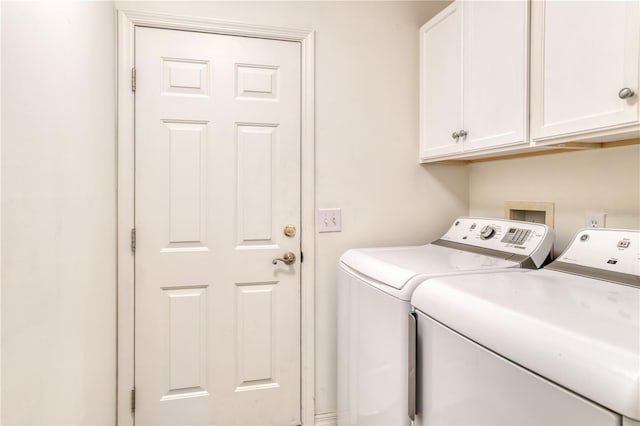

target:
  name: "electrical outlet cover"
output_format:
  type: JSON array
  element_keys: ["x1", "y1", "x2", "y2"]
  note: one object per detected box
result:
[{"x1": 585, "y1": 212, "x2": 606, "y2": 228}]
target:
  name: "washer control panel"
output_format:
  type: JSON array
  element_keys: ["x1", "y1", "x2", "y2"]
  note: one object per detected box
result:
[
  {"x1": 501, "y1": 227, "x2": 531, "y2": 245},
  {"x1": 558, "y1": 229, "x2": 639, "y2": 276},
  {"x1": 440, "y1": 217, "x2": 553, "y2": 257}
]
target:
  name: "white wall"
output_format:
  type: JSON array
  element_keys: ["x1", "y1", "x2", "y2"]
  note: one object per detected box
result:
[
  {"x1": 469, "y1": 145, "x2": 640, "y2": 254},
  {"x1": 1, "y1": 2, "x2": 116, "y2": 425}
]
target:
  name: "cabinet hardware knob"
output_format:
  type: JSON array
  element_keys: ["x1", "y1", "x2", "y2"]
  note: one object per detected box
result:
[
  {"x1": 458, "y1": 129, "x2": 468, "y2": 138},
  {"x1": 451, "y1": 131, "x2": 460, "y2": 140},
  {"x1": 619, "y1": 88, "x2": 636, "y2": 99}
]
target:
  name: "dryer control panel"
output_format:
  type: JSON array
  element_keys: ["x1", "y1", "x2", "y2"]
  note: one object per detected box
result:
[
  {"x1": 557, "y1": 229, "x2": 639, "y2": 277},
  {"x1": 440, "y1": 217, "x2": 554, "y2": 267}
]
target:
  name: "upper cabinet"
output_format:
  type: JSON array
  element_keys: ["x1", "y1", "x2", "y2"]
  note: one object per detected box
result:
[
  {"x1": 420, "y1": 0, "x2": 640, "y2": 163},
  {"x1": 530, "y1": 1, "x2": 640, "y2": 143},
  {"x1": 420, "y1": 1, "x2": 529, "y2": 161}
]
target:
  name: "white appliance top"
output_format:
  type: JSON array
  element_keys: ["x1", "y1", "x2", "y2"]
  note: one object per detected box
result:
[
  {"x1": 339, "y1": 217, "x2": 554, "y2": 300},
  {"x1": 411, "y1": 228, "x2": 640, "y2": 420}
]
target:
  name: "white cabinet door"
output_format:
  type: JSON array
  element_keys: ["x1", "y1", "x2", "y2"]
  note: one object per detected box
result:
[
  {"x1": 419, "y1": 1, "x2": 528, "y2": 161},
  {"x1": 462, "y1": 1, "x2": 528, "y2": 152},
  {"x1": 419, "y1": 2, "x2": 463, "y2": 160},
  {"x1": 531, "y1": 1, "x2": 640, "y2": 142}
]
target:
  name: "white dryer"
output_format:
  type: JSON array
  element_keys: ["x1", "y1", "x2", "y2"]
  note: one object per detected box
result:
[
  {"x1": 410, "y1": 228, "x2": 639, "y2": 425},
  {"x1": 337, "y1": 217, "x2": 554, "y2": 426}
]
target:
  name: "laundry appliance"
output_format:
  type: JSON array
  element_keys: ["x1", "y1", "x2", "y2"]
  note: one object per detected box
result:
[
  {"x1": 410, "y1": 228, "x2": 639, "y2": 425},
  {"x1": 337, "y1": 217, "x2": 554, "y2": 426}
]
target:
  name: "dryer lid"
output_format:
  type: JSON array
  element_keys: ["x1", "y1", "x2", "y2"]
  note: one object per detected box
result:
[
  {"x1": 411, "y1": 268, "x2": 640, "y2": 420},
  {"x1": 340, "y1": 244, "x2": 516, "y2": 290}
]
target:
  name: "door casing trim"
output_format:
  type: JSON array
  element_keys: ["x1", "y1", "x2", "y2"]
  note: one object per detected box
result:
[{"x1": 116, "y1": 9, "x2": 316, "y2": 425}]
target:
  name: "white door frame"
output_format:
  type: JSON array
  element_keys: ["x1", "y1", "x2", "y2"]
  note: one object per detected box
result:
[{"x1": 116, "y1": 9, "x2": 316, "y2": 425}]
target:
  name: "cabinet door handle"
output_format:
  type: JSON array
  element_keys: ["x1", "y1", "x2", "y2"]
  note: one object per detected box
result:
[
  {"x1": 458, "y1": 129, "x2": 468, "y2": 138},
  {"x1": 451, "y1": 131, "x2": 460, "y2": 140},
  {"x1": 619, "y1": 88, "x2": 636, "y2": 99}
]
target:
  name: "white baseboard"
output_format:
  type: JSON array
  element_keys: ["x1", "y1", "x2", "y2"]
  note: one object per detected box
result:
[{"x1": 314, "y1": 412, "x2": 337, "y2": 426}]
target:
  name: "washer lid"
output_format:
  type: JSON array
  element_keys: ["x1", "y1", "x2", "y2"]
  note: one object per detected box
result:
[
  {"x1": 340, "y1": 244, "x2": 516, "y2": 290},
  {"x1": 411, "y1": 268, "x2": 640, "y2": 420}
]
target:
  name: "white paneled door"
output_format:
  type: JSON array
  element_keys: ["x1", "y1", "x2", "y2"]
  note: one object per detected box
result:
[{"x1": 134, "y1": 27, "x2": 301, "y2": 425}]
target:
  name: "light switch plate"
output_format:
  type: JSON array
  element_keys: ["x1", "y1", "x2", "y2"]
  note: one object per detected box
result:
[{"x1": 318, "y1": 208, "x2": 341, "y2": 233}]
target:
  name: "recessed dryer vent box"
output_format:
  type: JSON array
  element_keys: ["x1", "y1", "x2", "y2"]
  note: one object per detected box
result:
[{"x1": 504, "y1": 201, "x2": 555, "y2": 228}]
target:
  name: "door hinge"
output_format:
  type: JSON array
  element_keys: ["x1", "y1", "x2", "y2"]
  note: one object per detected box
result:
[
  {"x1": 130, "y1": 228, "x2": 136, "y2": 253},
  {"x1": 131, "y1": 67, "x2": 136, "y2": 92},
  {"x1": 130, "y1": 388, "x2": 136, "y2": 412}
]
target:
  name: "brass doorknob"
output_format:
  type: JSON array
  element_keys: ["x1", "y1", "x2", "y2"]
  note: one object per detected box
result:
[
  {"x1": 272, "y1": 252, "x2": 296, "y2": 265},
  {"x1": 284, "y1": 224, "x2": 296, "y2": 237}
]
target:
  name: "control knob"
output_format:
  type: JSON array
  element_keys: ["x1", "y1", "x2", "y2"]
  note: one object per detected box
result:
[{"x1": 480, "y1": 225, "x2": 496, "y2": 240}]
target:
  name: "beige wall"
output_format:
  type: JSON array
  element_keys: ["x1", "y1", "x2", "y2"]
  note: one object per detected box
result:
[
  {"x1": 2, "y1": 0, "x2": 468, "y2": 422},
  {"x1": 1, "y1": 1, "x2": 116, "y2": 424},
  {"x1": 469, "y1": 145, "x2": 640, "y2": 254}
]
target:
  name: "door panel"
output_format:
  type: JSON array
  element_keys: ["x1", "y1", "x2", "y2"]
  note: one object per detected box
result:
[{"x1": 135, "y1": 26, "x2": 301, "y2": 426}]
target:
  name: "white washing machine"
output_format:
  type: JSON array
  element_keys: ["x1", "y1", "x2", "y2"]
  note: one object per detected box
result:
[
  {"x1": 337, "y1": 217, "x2": 554, "y2": 426},
  {"x1": 410, "y1": 228, "x2": 639, "y2": 425}
]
